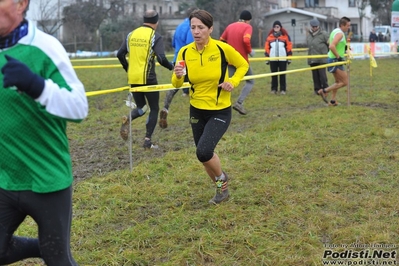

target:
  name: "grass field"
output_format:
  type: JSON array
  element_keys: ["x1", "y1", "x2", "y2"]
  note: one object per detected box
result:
[{"x1": 15, "y1": 54, "x2": 399, "y2": 265}]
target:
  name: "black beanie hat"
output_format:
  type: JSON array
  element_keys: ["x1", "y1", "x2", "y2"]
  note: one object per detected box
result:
[
  {"x1": 143, "y1": 12, "x2": 159, "y2": 24},
  {"x1": 273, "y1": 20, "x2": 282, "y2": 28},
  {"x1": 240, "y1": 10, "x2": 252, "y2": 21}
]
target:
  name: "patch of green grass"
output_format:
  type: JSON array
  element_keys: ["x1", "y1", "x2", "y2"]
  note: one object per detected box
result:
[{"x1": 15, "y1": 56, "x2": 399, "y2": 265}]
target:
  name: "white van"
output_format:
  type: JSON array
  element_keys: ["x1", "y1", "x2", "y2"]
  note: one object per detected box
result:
[{"x1": 374, "y1": 25, "x2": 391, "y2": 42}]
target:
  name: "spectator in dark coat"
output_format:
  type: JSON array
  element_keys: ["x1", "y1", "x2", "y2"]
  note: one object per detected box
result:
[
  {"x1": 378, "y1": 32, "x2": 384, "y2": 42},
  {"x1": 307, "y1": 19, "x2": 329, "y2": 95},
  {"x1": 369, "y1": 30, "x2": 378, "y2": 42}
]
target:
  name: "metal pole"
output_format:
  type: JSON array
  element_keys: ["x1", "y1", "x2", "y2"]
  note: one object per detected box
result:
[
  {"x1": 347, "y1": 61, "x2": 350, "y2": 106},
  {"x1": 127, "y1": 92, "x2": 134, "y2": 172}
]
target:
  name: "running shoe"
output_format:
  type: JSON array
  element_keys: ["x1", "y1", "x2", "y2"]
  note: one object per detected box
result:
[
  {"x1": 233, "y1": 102, "x2": 247, "y2": 115},
  {"x1": 143, "y1": 139, "x2": 159, "y2": 149},
  {"x1": 209, "y1": 172, "x2": 229, "y2": 204},
  {"x1": 120, "y1": 116, "x2": 129, "y2": 141},
  {"x1": 159, "y1": 109, "x2": 168, "y2": 129},
  {"x1": 317, "y1": 89, "x2": 329, "y2": 103},
  {"x1": 328, "y1": 100, "x2": 339, "y2": 107}
]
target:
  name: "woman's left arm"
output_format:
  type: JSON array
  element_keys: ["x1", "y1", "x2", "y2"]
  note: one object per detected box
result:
[{"x1": 225, "y1": 45, "x2": 249, "y2": 87}]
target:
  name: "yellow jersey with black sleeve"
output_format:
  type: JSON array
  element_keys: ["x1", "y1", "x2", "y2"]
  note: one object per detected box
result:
[
  {"x1": 127, "y1": 26, "x2": 156, "y2": 84},
  {"x1": 172, "y1": 38, "x2": 249, "y2": 110}
]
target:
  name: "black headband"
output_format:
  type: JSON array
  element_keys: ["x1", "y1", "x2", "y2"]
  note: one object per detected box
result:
[{"x1": 144, "y1": 13, "x2": 159, "y2": 24}]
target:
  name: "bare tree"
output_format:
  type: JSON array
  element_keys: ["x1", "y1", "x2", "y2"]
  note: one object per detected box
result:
[
  {"x1": 31, "y1": 0, "x2": 71, "y2": 37},
  {"x1": 356, "y1": 0, "x2": 369, "y2": 41},
  {"x1": 369, "y1": 0, "x2": 392, "y2": 25},
  {"x1": 62, "y1": 0, "x2": 129, "y2": 51}
]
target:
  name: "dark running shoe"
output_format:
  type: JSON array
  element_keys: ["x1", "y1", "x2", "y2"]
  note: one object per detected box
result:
[
  {"x1": 143, "y1": 139, "x2": 159, "y2": 149},
  {"x1": 328, "y1": 100, "x2": 339, "y2": 107},
  {"x1": 209, "y1": 172, "x2": 229, "y2": 204}
]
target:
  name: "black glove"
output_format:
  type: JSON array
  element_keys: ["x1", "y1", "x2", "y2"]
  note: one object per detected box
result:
[
  {"x1": 337, "y1": 57, "x2": 345, "y2": 62},
  {"x1": 287, "y1": 60, "x2": 291, "y2": 65},
  {"x1": 2, "y1": 55, "x2": 45, "y2": 99},
  {"x1": 265, "y1": 56, "x2": 270, "y2": 65}
]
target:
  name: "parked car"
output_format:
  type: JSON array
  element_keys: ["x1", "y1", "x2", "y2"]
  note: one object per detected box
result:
[{"x1": 374, "y1": 25, "x2": 391, "y2": 42}]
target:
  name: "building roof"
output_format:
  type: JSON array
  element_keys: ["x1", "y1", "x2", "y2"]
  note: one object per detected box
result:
[{"x1": 263, "y1": 7, "x2": 327, "y2": 20}]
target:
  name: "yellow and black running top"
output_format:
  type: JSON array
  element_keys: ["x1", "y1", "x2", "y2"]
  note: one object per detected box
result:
[{"x1": 172, "y1": 37, "x2": 248, "y2": 110}]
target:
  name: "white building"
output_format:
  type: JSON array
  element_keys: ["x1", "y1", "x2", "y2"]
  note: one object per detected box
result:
[
  {"x1": 28, "y1": 0, "x2": 184, "y2": 20},
  {"x1": 263, "y1": 8, "x2": 328, "y2": 46},
  {"x1": 293, "y1": 0, "x2": 374, "y2": 40},
  {"x1": 279, "y1": 0, "x2": 293, "y2": 8},
  {"x1": 27, "y1": 0, "x2": 187, "y2": 45}
]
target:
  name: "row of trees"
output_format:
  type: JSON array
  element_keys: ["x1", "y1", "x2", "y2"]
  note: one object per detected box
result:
[
  {"x1": 32, "y1": 0, "x2": 262, "y2": 52},
  {"x1": 369, "y1": 0, "x2": 394, "y2": 25},
  {"x1": 30, "y1": 0, "x2": 394, "y2": 52}
]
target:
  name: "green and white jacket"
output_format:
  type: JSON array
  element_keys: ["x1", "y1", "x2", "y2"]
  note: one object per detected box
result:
[{"x1": 0, "y1": 21, "x2": 88, "y2": 193}]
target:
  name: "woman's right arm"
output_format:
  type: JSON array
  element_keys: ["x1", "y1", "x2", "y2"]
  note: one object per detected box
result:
[{"x1": 171, "y1": 50, "x2": 185, "y2": 88}]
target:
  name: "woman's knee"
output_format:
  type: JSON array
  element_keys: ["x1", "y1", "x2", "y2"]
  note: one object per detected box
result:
[{"x1": 196, "y1": 149, "x2": 213, "y2": 163}]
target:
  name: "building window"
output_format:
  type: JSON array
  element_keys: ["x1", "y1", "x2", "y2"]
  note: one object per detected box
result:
[
  {"x1": 350, "y1": 24, "x2": 358, "y2": 35},
  {"x1": 169, "y1": 6, "x2": 172, "y2": 15},
  {"x1": 349, "y1": 0, "x2": 356, "y2": 7},
  {"x1": 159, "y1": 6, "x2": 162, "y2": 15},
  {"x1": 144, "y1": 4, "x2": 146, "y2": 11},
  {"x1": 133, "y1": 3, "x2": 136, "y2": 13},
  {"x1": 305, "y1": 0, "x2": 319, "y2": 7},
  {"x1": 153, "y1": 5, "x2": 156, "y2": 11}
]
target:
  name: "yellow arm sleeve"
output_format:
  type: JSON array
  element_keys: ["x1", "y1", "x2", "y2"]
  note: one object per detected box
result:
[{"x1": 225, "y1": 44, "x2": 249, "y2": 87}]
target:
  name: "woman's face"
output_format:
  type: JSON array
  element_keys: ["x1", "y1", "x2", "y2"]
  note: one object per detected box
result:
[
  {"x1": 190, "y1": 17, "x2": 213, "y2": 45},
  {"x1": 273, "y1": 25, "x2": 281, "y2": 32}
]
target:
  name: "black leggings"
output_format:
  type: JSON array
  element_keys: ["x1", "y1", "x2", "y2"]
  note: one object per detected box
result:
[
  {"x1": 130, "y1": 88, "x2": 159, "y2": 139},
  {"x1": 190, "y1": 105, "x2": 231, "y2": 162},
  {"x1": 0, "y1": 186, "x2": 78, "y2": 266}
]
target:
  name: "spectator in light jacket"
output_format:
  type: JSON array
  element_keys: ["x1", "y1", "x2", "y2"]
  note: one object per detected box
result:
[{"x1": 264, "y1": 20, "x2": 292, "y2": 94}]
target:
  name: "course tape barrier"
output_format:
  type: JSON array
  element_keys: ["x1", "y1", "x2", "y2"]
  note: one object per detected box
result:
[
  {"x1": 70, "y1": 48, "x2": 309, "y2": 63},
  {"x1": 73, "y1": 55, "x2": 322, "y2": 69},
  {"x1": 71, "y1": 42, "x2": 397, "y2": 64},
  {"x1": 85, "y1": 61, "x2": 347, "y2": 97},
  {"x1": 74, "y1": 64, "x2": 121, "y2": 69},
  {"x1": 73, "y1": 51, "x2": 398, "y2": 70}
]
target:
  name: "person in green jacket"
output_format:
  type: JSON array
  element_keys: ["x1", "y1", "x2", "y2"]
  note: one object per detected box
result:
[{"x1": 0, "y1": 0, "x2": 88, "y2": 264}]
